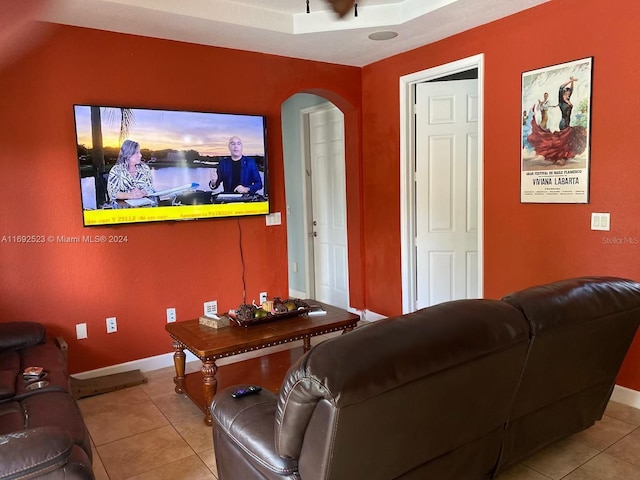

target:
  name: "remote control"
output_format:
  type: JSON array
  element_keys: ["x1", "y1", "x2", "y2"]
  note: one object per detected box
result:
[{"x1": 231, "y1": 385, "x2": 262, "y2": 398}]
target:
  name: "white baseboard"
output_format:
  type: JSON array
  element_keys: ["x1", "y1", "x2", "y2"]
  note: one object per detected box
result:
[
  {"x1": 288, "y1": 288, "x2": 307, "y2": 299},
  {"x1": 363, "y1": 310, "x2": 387, "y2": 322},
  {"x1": 72, "y1": 351, "x2": 199, "y2": 379},
  {"x1": 611, "y1": 384, "x2": 640, "y2": 409}
]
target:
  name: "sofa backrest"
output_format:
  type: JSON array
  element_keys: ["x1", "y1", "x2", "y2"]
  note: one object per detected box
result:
[
  {"x1": 498, "y1": 276, "x2": 640, "y2": 472},
  {"x1": 275, "y1": 299, "x2": 530, "y2": 480}
]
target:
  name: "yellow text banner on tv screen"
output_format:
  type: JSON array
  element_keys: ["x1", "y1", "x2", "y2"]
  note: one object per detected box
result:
[{"x1": 83, "y1": 202, "x2": 269, "y2": 226}]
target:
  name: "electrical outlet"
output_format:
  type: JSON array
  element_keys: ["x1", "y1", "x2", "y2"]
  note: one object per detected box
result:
[
  {"x1": 166, "y1": 307, "x2": 176, "y2": 323},
  {"x1": 259, "y1": 291, "x2": 268, "y2": 304},
  {"x1": 203, "y1": 301, "x2": 218, "y2": 317},
  {"x1": 106, "y1": 317, "x2": 117, "y2": 334},
  {"x1": 76, "y1": 323, "x2": 88, "y2": 340}
]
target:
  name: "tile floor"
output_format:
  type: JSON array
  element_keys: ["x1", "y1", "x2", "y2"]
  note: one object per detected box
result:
[{"x1": 79, "y1": 343, "x2": 640, "y2": 480}]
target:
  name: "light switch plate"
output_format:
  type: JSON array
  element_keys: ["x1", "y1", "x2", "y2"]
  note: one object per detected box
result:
[
  {"x1": 76, "y1": 323, "x2": 88, "y2": 340},
  {"x1": 591, "y1": 212, "x2": 610, "y2": 231},
  {"x1": 265, "y1": 212, "x2": 281, "y2": 226}
]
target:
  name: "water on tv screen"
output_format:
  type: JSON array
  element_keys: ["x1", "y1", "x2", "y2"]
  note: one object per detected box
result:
[{"x1": 74, "y1": 105, "x2": 269, "y2": 226}]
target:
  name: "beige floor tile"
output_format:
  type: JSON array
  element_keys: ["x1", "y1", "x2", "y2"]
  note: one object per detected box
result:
[
  {"x1": 78, "y1": 386, "x2": 150, "y2": 417},
  {"x1": 605, "y1": 400, "x2": 640, "y2": 426},
  {"x1": 173, "y1": 414, "x2": 215, "y2": 453},
  {"x1": 563, "y1": 452, "x2": 640, "y2": 480},
  {"x1": 84, "y1": 397, "x2": 169, "y2": 446},
  {"x1": 497, "y1": 464, "x2": 552, "y2": 479},
  {"x1": 91, "y1": 444, "x2": 110, "y2": 480},
  {"x1": 152, "y1": 391, "x2": 203, "y2": 423},
  {"x1": 522, "y1": 437, "x2": 600, "y2": 480},
  {"x1": 198, "y1": 448, "x2": 219, "y2": 478},
  {"x1": 604, "y1": 427, "x2": 640, "y2": 468},
  {"x1": 126, "y1": 455, "x2": 216, "y2": 480},
  {"x1": 97, "y1": 425, "x2": 194, "y2": 480},
  {"x1": 570, "y1": 414, "x2": 637, "y2": 451},
  {"x1": 186, "y1": 360, "x2": 205, "y2": 374},
  {"x1": 139, "y1": 367, "x2": 178, "y2": 400}
]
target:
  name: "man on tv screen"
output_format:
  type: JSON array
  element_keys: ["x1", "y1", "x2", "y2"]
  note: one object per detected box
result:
[{"x1": 209, "y1": 136, "x2": 263, "y2": 194}]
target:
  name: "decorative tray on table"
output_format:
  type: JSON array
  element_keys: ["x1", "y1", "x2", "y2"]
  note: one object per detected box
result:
[{"x1": 229, "y1": 298, "x2": 311, "y2": 327}]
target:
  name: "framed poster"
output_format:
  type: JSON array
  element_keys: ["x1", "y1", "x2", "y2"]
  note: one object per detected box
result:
[{"x1": 521, "y1": 57, "x2": 593, "y2": 203}]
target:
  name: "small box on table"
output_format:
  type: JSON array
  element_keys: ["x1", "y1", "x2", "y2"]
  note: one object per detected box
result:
[{"x1": 199, "y1": 315, "x2": 230, "y2": 329}]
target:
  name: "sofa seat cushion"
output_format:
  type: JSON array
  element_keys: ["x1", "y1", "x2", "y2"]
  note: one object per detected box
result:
[
  {"x1": 0, "y1": 392, "x2": 91, "y2": 459},
  {"x1": 0, "y1": 426, "x2": 73, "y2": 480},
  {"x1": 0, "y1": 402, "x2": 26, "y2": 433}
]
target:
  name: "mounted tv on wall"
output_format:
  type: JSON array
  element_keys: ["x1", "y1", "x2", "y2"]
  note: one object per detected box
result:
[{"x1": 74, "y1": 104, "x2": 269, "y2": 227}]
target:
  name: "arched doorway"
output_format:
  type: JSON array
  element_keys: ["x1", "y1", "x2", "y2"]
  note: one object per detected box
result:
[{"x1": 281, "y1": 94, "x2": 349, "y2": 310}]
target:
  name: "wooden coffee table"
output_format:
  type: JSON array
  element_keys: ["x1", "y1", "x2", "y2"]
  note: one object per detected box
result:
[{"x1": 165, "y1": 301, "x2": 359, "y2": 425}]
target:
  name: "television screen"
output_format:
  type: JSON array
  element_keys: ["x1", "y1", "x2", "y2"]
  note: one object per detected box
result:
[{"x1": 74, "y1": 105, "x2": 269, "y2": 226}]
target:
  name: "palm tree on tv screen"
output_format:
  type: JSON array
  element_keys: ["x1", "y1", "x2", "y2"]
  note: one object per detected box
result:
[{"x1": 90, "y1": 107, "x2": 134, "y2": 206}]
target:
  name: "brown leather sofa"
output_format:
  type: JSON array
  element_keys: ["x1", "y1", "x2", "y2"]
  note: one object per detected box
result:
[
  {"x1": 0, "y1": 322, "x2": 94, "y2": 479},
  {"x1": 210, "y1": 277, "x2": 640, "y2": 480}
]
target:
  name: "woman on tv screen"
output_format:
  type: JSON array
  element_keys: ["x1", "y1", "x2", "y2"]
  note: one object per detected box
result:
[{"x1": 107, "y1": 139, "x2": 155, "y2": 201}]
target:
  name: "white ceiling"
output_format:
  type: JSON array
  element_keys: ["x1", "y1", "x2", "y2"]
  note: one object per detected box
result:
[{"x1": 38, "y1": 0, "x2": 550, "y2": 67}]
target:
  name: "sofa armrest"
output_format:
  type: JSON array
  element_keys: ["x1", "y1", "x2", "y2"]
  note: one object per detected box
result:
[
  {"x1": 211, "y1": 385, "x2": 298, "y2": 476},
  {"x1": 0, "y1": 322, "x2": 47, "y2": 352},
  {"x1": 0, "y1": 427, "x2": 74, "y2": 479},
  {"x1": 56, "y1": 335, "x2": 69, "y2": 363}
]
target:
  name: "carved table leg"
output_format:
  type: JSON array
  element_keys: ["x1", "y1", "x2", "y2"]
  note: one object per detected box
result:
[
  {"x1": 172, "y1": 341, "x2": 186, "y2": 394},
  {"x1": 202, "y1": 359, "x2": 218, "y2": 426},
  {"x1": 303, "y1": 337, "x2": 311, "y2": 353}
]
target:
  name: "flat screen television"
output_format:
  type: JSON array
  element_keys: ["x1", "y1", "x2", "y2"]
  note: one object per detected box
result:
[{"x1": 74, "y1": 104, "x2": 269, "y2": 227}]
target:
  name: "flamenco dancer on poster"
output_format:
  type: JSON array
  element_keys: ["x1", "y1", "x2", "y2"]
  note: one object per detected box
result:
[{"x1": 527, "y1": 76, "x2": 586, "y2": 166}]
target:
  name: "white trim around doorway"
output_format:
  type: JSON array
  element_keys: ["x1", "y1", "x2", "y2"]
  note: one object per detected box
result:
[{"x1": 399, "y1": 54, "x2": 485, "y2": 314}]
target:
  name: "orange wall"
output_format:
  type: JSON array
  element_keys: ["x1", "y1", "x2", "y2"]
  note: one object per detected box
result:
[
  {"x1": 361, "y1": 0, "x2": 640, "y2": 390},
  {"x1": 0, "y1": 24, "x2": 363, "y2": 373},
  {"x1": 2, "y1": 0, "x2": 640, "y2": 392}
]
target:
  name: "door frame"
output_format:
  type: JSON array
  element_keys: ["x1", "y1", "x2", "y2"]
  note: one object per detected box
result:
[
  {"x1": 399, "y1": 54, "x2": 485, "y2": 314},
  {"x1": 298, "y1": 101, "x2": 348, "y2": 302}
]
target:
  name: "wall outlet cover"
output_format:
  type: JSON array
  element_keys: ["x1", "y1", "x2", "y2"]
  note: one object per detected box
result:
[
  {"x1": 76, "y1": 323, "x2": 88, "y2": 340},
  {"x1": 106, "y1": 317, "x2": 117, "y2": 333},
  {"x1": 204, "y1": 301, "x2": 218, "y2": 316}
]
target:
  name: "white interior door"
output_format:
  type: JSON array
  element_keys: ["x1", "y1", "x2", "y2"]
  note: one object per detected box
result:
[
  {"x1": 308, "y1": 105, "x2": 349, "y2": 309},
  {"x1": 415, "y1": 79, "x2": 479, "y2": 308}
]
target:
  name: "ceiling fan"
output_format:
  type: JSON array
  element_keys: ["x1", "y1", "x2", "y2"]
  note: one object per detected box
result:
[
  {"x1": 324, "y1": 0, "x2": 358, "y2": 17},
  {"x1": 306, "y1": 0, "x2": 359, "y2": 18}
]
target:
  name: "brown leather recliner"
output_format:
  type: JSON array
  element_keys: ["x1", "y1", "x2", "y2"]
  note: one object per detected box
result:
[
  {"x1": 212, "y1": 299, "x2": 531, "y2": 479},
  {"x1": 210, "y1": 277, "x2": 640, "y2": 480},
  {"x1": 0, "y1": 322, "x2": 94, "y2": 479}
]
